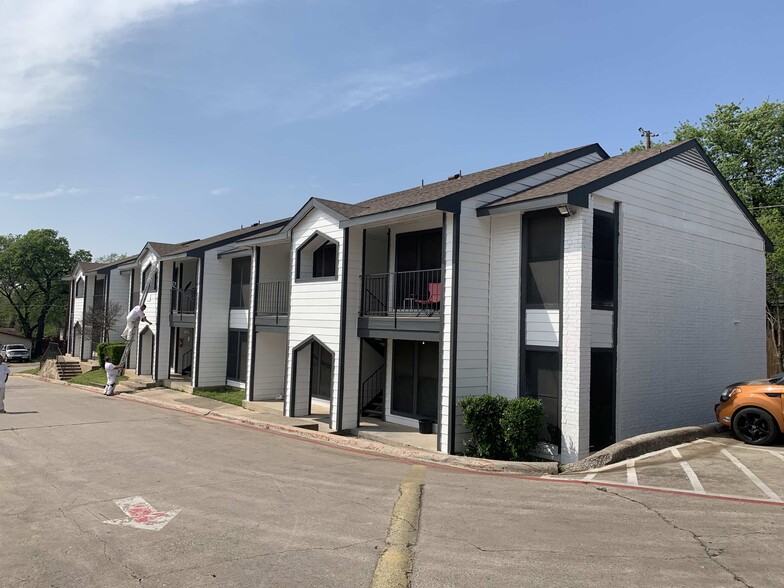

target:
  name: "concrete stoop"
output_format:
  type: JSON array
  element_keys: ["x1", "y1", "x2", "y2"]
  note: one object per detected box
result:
[{"x1": 163, "y1": 379, "x2": 194, "y2": 393}]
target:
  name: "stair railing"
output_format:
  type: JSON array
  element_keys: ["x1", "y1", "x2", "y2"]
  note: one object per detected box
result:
[{"x1": 360, "y1": 364, "x2": 386, "y2": 416}]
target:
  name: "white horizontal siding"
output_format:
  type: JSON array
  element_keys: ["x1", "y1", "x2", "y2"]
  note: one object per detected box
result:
[
  {"x1": 229, "y1": 309, "x2": 249, "y2": 330},
  {"x1": 489, "y1": 215, "x2": 520, "y2": 398},
  {"x1": 107, "y1": 269, "x2": 130, "y2": 342},
  {"x1": 525, "y1": 309, "x2": 559, "y2": 347},
  {"x1": 196, "y1": 252, "x2": 231, "y2": 387},
  {"x1": 286, "y1": 208, "x2": 343, "y2": 421}
]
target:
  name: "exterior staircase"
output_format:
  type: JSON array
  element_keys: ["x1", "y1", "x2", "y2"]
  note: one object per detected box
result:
[{"x1": 56, "y1": 359, "x2": 82, "y2": 380}]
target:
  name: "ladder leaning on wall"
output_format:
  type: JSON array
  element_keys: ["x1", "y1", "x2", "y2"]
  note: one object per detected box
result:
[{"x1": 118, "y1": 264, "x2": 158, "y2": 370}]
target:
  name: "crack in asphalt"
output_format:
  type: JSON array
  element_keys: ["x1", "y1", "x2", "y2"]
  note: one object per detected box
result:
[
  {"x1": 0, "y1": 416, "x2": 169, "y2": 433},
  {"x1": 58, "y1": 506, "x2": 145, "y2": 584},
  {"x1": 597, "y1": 486, "x2": 754, "y2": 588},
  {"x1": 139, "y1": 538, "x2": 384, "y2": 581}
]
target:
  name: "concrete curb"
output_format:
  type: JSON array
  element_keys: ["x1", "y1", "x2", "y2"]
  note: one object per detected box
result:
[
  {"x1": 561, "y1": 422, "x2": 727, "y2": 473},
  {"x1": 12, "y1": 373, "x2": 558, "y2": 476}
]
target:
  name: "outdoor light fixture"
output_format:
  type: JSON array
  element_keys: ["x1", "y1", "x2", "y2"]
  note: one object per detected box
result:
[{"x1": 557, "y1": 205, "x2": 574, "y2": 217}]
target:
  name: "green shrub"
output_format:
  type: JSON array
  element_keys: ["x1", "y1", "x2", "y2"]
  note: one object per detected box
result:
[
  {"x1": 97, "y1": 342, "x2": 126, "y2": 366},
  {"x1": 501, "y1": 397, "x2": 546, "y2": 461},
  {"x1": 458, "y1": 394, "x2": 509, "y2": 459}
]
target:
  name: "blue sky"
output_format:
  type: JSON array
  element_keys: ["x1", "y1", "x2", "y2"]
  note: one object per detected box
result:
[{"x1": 1, "y1": 0, "x2": 783, "y2": 258}]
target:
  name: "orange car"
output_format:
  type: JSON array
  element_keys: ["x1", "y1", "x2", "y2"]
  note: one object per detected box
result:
[{"x1": 715, "y1": 375, "x2": 784, "y2": 445}]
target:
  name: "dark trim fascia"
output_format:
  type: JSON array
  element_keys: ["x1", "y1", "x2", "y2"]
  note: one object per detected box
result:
[
  {"x1": 437, "y1": 213, "x2": 447, "y2": 449},
  {"x1": 611, "y1": 202, "x2": 620, "y2": 445},
  {"x1": 80, "y1": 280, "x2": 87, "y2": 360},
  {"x1": 689, "y1": 142, "x2": 774, "y2": 252},
  {"x1": 183, "y1": 222, "x2": 288, "y2": 258},
  {"x1": 193, "y1": 253, "x2": 205, "y2": 388},
  {"x1": 248, "y1": 247, "x2": 261, "y2": 402},
  {"x1": 67, "y1": 280, "x2": 75, "y2": 355},
  {"x1": 477, "y1": 193, "x2": 574, "y2": 217},
  {"x1": 355, "y1": 229, "x2": 368, "y2": 428},
  {"x1": 336, "y1": 227, "x2": 350, "y2": 431},
  {"x1": 448, "y1": 211, "x2": 461, "y2": 455},
  {"x1": 437, "y1": 144, "x2": 608, "y2": 214},
  {"x1": 356, "y1": 328, "x2": 440, "y2": 342},
  {"x1": 153, "y1": 262, "x2": 164, "y2": 380},
  {"x1": 517, "y1": 214, "x2": 526, "y2": 397},
  {"x1": 556, "y1": 214, "x2": 564, "y2": 453}
]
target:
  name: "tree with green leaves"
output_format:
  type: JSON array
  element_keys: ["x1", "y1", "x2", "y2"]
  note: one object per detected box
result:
[
  {"x1": 0, "y1": 230, "x2": 90, "y2": 356},
  {"x1": 95, "y1": 252, "x2": 128, "y2": 264}
]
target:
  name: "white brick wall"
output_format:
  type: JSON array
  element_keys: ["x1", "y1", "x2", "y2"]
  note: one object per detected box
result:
[
  {"x1": 560, "y1": 208, "x2": 592, "y2": 462},
  {"x1": 598, "y1": 154, "x2": 766, "y2": 440}
]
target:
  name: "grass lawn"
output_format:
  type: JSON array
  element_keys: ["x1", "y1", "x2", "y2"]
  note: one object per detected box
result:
[
  {"x1": 20, "y1": 366, "x2": 40, "y2": 375},
  {"x1": 193, "y1": 387, "x2": 245, "y2": 406},
  {"x1": 68, "y1": 369, "x2": 128, "y2": 387}
]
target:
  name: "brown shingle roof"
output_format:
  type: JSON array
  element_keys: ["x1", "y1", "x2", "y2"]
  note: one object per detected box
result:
[
  {"x1": 483, "y1": 141, "x2": 690, "y2": 209},
  {"x1": 301, "y1": 144, "x2": 606, "y2": 221},
  {"x1": 158, "y1": 218, "x2": 290, "y2": 257},
  {"x1": 348, "y1": 144, "x2": 606, "y2": 218}
]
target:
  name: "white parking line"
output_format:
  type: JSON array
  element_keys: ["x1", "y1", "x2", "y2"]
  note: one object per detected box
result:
[
  {"x1": 720, "y1": 448, "x2": 782, "y2": 502},
  {"x1": 670, "y1": 448, "x2": 705, "y2": 494},
  {"x1": 582, "y1": 473, "x2": 596, "y2": 481},
  {"x1": 769, "y1": 451, "x2": 784, "y2": 463},
  {"x1": 626, "y1": 461, "x2": 638, "y2": 486}
]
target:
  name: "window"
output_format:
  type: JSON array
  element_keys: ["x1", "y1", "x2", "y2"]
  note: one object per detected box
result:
[
  {"x1": 142, "y1": 265, "x2": 157, "y2": 293},
  {"x1": 592, "y1": 211, "x2": 617, "y2": 309},
  {"x1": 75, "y1": 278, "x2": 84, "y2": 298},
  {"x1": 525, "y1": 214, "x2": 562, "y2": 308},
  {"x1": 230, "y1": 257, "x2": 252, "y2": 308},
  {"x1": 295, "y1": 233, "x2": 338, "y2": 281},
  {"x1": 524, "y1": 351, "x2": 561, "y2": 445},
  {"x1": 309, "y1": 342, "x2": 333, "y2": 400},
  {"x1": 312, "y1": 242, "x2": 337, "y2": 278},
  {"x1": 226, "y1": 330, "x2": 248, "y2": 382}
]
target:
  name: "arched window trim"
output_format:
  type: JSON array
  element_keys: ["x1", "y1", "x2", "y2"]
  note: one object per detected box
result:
[{"x1": 295, "y1": 231, "x2": 339, "y2": 282}]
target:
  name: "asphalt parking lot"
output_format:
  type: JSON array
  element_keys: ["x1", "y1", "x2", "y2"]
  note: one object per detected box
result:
[{"x1": 560, "y1": 434, "x2": 784, "y2": 504}]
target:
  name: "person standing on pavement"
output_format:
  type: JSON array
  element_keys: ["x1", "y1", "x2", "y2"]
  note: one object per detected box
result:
[
  {"x1": 104, "y1": 358, "x2": 124, "y2": 396},
  {"x1": 121, "y1": 304, "x2": 150, "y2": 340},
  {"x1": 0, "y1": 355, "x2": 9, "y2": 413}
]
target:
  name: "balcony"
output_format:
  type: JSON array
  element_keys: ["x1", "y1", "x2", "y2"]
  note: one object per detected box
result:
[
  {"x1": 358, "y1": 269, "x2": 441, "y2": 339},
  {"x1": 170, "y1": 286, "x2": 197, "y2": 325},
  {"x1": 255, "y1": 280, "x2": 289, "y2": 329}
]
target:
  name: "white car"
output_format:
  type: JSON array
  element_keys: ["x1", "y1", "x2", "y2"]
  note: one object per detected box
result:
[{"x1": 1, "y1": 344, "x2": 31, "y2": 362}]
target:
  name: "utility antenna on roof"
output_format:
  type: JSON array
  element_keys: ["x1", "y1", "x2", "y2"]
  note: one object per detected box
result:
[
  {"x1": 639, "y1": 127, "x2": 659, "y2": 149},
  {"x1": 421, "y1": 179, "x2": 424, "y2": 187}
]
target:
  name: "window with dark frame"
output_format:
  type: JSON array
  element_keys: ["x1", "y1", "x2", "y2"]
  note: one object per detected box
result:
[
  {"x1": 312, "y1": 241, "x2": 337, "y2": 278},
  {"x1": 75, "y1": 278, "x2": 84, "y2": 298},
  {"x1": 592, "y1": 211, "x2": 617, "y2": 309},
  {"x1": 230, "y1": 256, "x2": 252, "y2": 308},
  {"x1": 525, "y1": 214, "x2": 562, "y2": 308},
  {"x1": 226, "y1": 330, "x2": 248, "y2": 382},
  {"x1": 524, "y1": 350, "x2": 561, "y2": 445},
  {"x1": 142, "y1": 265, "x2": 157, "y2": 293}
]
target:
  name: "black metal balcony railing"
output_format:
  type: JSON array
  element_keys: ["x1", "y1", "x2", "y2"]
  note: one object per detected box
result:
[
  {"x1": 171, "y1": 286, "x2": 197, "y2": 314},
  {"x1": 360, "y1": 269, "x2": 442, "y2": 318},
  {"x1": 255, "y1": 280, "x2": 289, "y2": 321}
]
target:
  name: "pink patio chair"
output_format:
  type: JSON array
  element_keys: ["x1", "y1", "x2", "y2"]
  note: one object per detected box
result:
[{"x1": 415, "y1": 282, "x2": 442, "y2": 316}]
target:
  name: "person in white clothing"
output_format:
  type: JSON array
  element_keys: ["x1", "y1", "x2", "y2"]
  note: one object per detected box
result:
[
  {"x1": 0, "y1": 355, "x2": 9, "y2": 413},
  {"x1": 121, "y1": 304, "x2": 150, "y2": 340},
  {"x1": 104, "y1": 358, "x2": 124, "y2": 396}
]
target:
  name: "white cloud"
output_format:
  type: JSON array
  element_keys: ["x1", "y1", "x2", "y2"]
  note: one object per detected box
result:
[
  {"x1": 0, "y1": 0, "x2": 206, "y2": 132},
  {"x1": 9, "y1": 185, "x2": 84, "y2": 201},
  {"x1": 210, "y1": 187, "x2": 231, "y2": 195},
  {"x1": 123, "y1": 194, "x2": 158, "y2": 203},
  {"x1": 214, "y1": 61, "x2": 458, "y2": 123}
]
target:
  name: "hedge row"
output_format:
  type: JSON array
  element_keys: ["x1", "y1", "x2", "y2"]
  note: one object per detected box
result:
[{"x1": 96, "y1": 342, "x2": 126, "y2": 367}]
